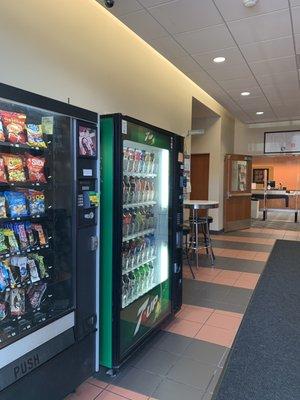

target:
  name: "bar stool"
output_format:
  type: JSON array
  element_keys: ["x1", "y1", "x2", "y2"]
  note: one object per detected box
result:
[{"x1": 182, "y1": 224, "x2": 195, "y2": 279}]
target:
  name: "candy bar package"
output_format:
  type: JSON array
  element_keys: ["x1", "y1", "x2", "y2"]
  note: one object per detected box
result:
[
  {"x1": 0, "y1": 118, "x2": 5, "y2": 142},
  {"x1": 0, "y1": 300, "x2": 7, "y2": 320},
  {"x1": 0, "y1": 262, "x2": 10, "y2": 292},
  {"x1": 2, "y1": 154, "x2": 26, "y2": 182},
  {"x1": 0, "y1": 111, "x2": 26, "y2": 144},
  {"x1": 10, "y1": 256, "x2": 28, "y2": 284},
  {"x1": 28, "y1": 258, "x2": 40, "y2": 283},
  {"x1": 25, "y1": 154, "x2": 46, "y2": 183},
  {"x1": 11, "y1": 222, "x2": 29, "y2": 250},
  {"x1": 25, "y1": 222, "x2": 36, "y2": 247},
  {"x1": 4, "y1": 191, "x2": 28, "y2": 218},
  {"x1": 27, "y1": 282, "x2": 47, "y2": 309},
  {"x1": 0, "y1": 229, "x2": 8, "y2": 254},
  {"x1": 3, "y1": 228, "x2": 19, "y2": 253},
  {"x1": 26, "y1": 124, "x2": 47, "y2": 148},
  {"x1": 0, "y1": 195, "x2": 7, "y2": 219},
  {"x1": 26, "y1": 189, "x2": 45, "y2": 216},
  {"x1": 4, "y1": 260, "x2": 16, "y2": 288},
  {"x1": 10, "y1": 288, "x2": 26, "y2": 316},
  {"x1": 30, "y1": 253, "x2": 47, "y2": 278},
  {"x1": 32, "y1": 223, "x2": 47, "y2": 245},
  {"x1": 0, "y1": 157, "x2": 7, "y2": 183}
]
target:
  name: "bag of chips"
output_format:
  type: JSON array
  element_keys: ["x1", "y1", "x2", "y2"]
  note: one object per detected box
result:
[
  {"x1": 30, "y1": 253, "x2": 47, "y2": 278},
  {"x1": 25, "y1": 222, "x2": 36, "y2": 247},
  {"x1": 0, "y1": 300, "x2": 7, "y2": 321},
  {"x1": 10, "y1": 256, "x2": 28, "y2": 284},
  {"x1": 13, "y1": 223, "x2": 29, "y2": 250},
  {"x1": 10, "y1": 288, "x2": 26, "y2": 316},
  {"x1": 0, "y1": 157, "x2": 7, "y2": 183},
  {"x1": 4, "y1": 191, "x2": 28, "y2": 218},
  {"x1": 3, "y1": 228, "x2": 19, "y2": 253},
  {"x1": 0, "y1": 118, "x2": 5, "y2": 142},
  {"x1": 0, "y1": 229, "x2": 8, "y2": 254},
  {"x1": 0, "y1": 111, "x2": 26, "y2": 144},
  {"x1": 25, "y1": 154, "x2": 46, "y2": 183},
  {"x1": 0, "y1": 262, "x2": 10, "y2": 292},
  {"x1": 26, "y1": 124, "x2": 47, "y2": 148},
  {"x1": 26, "y1": 190, "x2": 45, "y2": 216},
  {"x1": 2, "y1": 154, "x2": 26, "y2": 182},
  {"x1": 28, "y1": 258, "x2": 40, "y2": 283},
  {"x1": 32, "y1": 224, "x2": 47, "y2": 245},
  {"x1": 27, "y1": 282, "x2": 47, "y2": 309},
  {"x1": 0, "y1": 195, "x2": 7, "y2": 219}
]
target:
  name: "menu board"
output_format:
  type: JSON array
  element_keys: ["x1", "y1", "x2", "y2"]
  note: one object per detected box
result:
[{"x1": 264, "y1": 131, "x2": 300, "y2": 154}]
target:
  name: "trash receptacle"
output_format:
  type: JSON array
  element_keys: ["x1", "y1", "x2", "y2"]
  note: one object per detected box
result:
[{"x1": 251, "y1": 198, "x2": 259, "y2": 219}]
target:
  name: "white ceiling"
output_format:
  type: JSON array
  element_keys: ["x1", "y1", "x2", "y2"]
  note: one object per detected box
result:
[{"x1": 100, "y1": 0, "x2": 300, "y2": 123}]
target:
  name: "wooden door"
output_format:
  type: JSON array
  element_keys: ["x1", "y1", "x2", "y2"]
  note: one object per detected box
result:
[
  {"x1": 190, "y1": 154, "x2": 209, "y2": 200},
  {"x1": 224, "y1": 154, "x2": 252, "y2": 232}
]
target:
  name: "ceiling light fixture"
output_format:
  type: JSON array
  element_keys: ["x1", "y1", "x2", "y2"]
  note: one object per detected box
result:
[
  {"x1": 241, "y1": 91, "x2": 250, "y2": 96},
  {"x1": 243, "y1": 0, "x2": 259, "y2": 7},
  {"x1": 213, "y1": 57, "x2": 226, "y2": 63},
  {"x1": 256, "y1": 111, "x2": 264, "y2": 115}
]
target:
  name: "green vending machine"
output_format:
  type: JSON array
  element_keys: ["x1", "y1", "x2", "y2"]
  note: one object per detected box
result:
[{"x1": 100, "y1": 114, "x2": 184, "y2": 370}]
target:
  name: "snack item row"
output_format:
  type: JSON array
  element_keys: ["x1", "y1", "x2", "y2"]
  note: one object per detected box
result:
[
  {"x1": 0, "y1": 222, "x2": 48, "y2": 254},
  {"x1": 0, "y1": 189, "x2": 45, "y2": 219},
  {"x1": 0, "y1": 110, "x2": 47, "y2": 148},
  {"x1": 0, "y1": 282, "x2": 47, "y2": 319},
  {"x1": 0, "y1": 153, "x2": 46, "y2": 183},
  {"x1": 0, "y1": 253, "x2": 48, "y2": 293}
]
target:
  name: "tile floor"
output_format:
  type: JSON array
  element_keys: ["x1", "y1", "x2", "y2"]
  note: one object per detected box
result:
[{"x1": 65, "y1": 225, "x2": 299, "y2": 400}]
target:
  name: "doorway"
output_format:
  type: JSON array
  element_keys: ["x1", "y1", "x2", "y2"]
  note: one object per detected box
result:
[{"x1": 190, "y1": 153, "x2": 209, "y2": 201}]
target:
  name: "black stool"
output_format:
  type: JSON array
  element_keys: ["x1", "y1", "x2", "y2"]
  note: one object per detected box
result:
[{"x1": 182, "y1": 224, "x2": 195, "y2": 279}]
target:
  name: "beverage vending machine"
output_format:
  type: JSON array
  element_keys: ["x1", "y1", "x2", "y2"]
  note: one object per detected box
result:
[
  {"x1": 0, "y1": 83, "x2": 99, "y2": 399},
  {"x1": 100, "y1": 114, "x2": 183, "y2": 370}
]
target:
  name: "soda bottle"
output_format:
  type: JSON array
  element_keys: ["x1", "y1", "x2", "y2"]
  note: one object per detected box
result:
[
  {"x1": 145, "y1": 152, "x2": 150, "y2": 173},
  {"x1": 128, "y1": 271, "x2": 136, "y2": 303},
  {"x1": 122, "y1": 274, "x2": 130, "y2": 308},
  {"x1": 135, "y1": 208, "x2": 143, "y2": 233},
  {"x1": 133, "y1": 149, "x2": 141, "y2": 173},
  {"x1": 135, "y1": 177, "x2": 142, "y2": 203},
  {"x1": 144, "y1": 179, "x2": 150, "y2": 202},
  {"x1": 140, "y1": 178, "x2": 146, "y2": 202},
  {"x1": 148, "y1": 261, "x2": 155, "y2": 288},
  {"x1": 122, "y1": 242, "x2": 128, "y2": 273},
  {"x1": 127, "y1": 148, "x2": 135, "y2": 172},
  {"x1": 123, "y1": 147, "x2": 129, "y2": 173},
  {"x1": 123, "y1": 175, "x2": 130, "y2": 204},
  {"x1": 129, "y1": 176, "x2": 136, "y2": 204},
  {"x1": 149, "y1": 179, "x2": 155, "y2": 201},
  {"x1": 140, "y1": 150, "x2": 146, "y2": 173},
  {"x1": 149, "y1": 233, "x2": 156, "y2": 257},
  {"x1": 149, "y1": 152, "x2": 155, "y2": 174}
]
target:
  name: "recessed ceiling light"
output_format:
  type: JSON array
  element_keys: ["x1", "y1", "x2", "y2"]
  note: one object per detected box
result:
[
  {"x1": 256, "y1": 111, "x2": 264, "y2": 115},
  {"x1": 243, "y1": 0, "x2": 259, "y2": 7},
  {"x1": 241, "y1": 91, "x2": 250, "y2": 96},
  {"x1": 213, "y1": 57, "x2": 226, "y2": 63}
]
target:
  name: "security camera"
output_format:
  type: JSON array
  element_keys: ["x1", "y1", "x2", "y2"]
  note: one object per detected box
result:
[{"x1": 104, "y1": 0, "x2": 115, "y2": 7}]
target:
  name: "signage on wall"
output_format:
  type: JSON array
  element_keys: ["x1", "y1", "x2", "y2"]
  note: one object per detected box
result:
[{"x1": 264, "y1": 131, "x2": 300, "y2": 154}]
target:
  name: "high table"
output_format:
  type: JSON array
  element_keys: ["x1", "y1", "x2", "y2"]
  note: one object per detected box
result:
[{"x1": 184, "y1": 200, "x2": 219, "y2": 268}]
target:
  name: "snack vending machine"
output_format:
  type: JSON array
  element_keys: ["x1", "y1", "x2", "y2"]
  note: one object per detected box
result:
[
  {"x1": 100, "y1": 114, "x2": 183, "y2": 370},
  {"x1": 0, "y1": 83, "x2": 99, "y2": 400}
]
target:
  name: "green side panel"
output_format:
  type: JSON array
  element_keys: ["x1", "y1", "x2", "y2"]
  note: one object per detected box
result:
[{"x1": 100, "y1": 116, "x2": 114, "y2": 368}]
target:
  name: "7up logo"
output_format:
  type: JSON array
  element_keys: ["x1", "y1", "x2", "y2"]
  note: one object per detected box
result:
[{"x1": 134, "y1": 295, "x2": 159, "y2": 336}]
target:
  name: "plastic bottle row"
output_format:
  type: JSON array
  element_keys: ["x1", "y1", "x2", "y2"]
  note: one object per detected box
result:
[
  {"x1": 123, "y1": 176, "x2": 155, "y2": 205},
  {"x1": 123, "y1": 147, "x2": 157, "y2": 175},
  {"x1": 122, "y1": 234, "x2": 156, "y2": 273},
  {"x1": 122, "y1": 261, "x2": 155, "y2": 308},
  {"x1": 122, "y1": 207, "x2": 156, "y2": 238}
]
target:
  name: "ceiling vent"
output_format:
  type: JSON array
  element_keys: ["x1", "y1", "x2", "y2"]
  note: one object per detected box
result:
[{"x1": 296, "y1": 54, "x2": 300, "y2": 69}]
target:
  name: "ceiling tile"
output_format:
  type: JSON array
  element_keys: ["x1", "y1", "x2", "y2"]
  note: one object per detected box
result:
[
  {"x1": 291, "y1": 6, "x2": 300, "y2": 34},
  {"x1": 238, "y1": 96, "x2": 270, "y2": 110},
  {"x1": 295, "y1": 34, "x2": 300, "y2": 53},
  {"x1": 241, "y1": 36, "x2": 294, "y2": 62},
  {"x1": 119, "y1": 10, "x2": 167, "y2": 40},
  {"x1": 226, "y1": 86, "x2": 264, "y2": 99},
  {"x1": 148, "y1": 35, "x2": 188, "y2": 60},
  {"x1": 147, "y1": 0, "x2": 222, "y2": 34},
  {"x1": 249, "y1": 56, "x2": 297, "y2": 75},
  {"x1": 290, "y1": 0, "x2": 300, "y2": 6},
  {"x1": 106, "y1": 0, "x2": 142, "y2": 16},
  {"x1": 219, "y1": 76, "x2": 258, "y2": 90},
  {"x1": 192, "y1": 47, "x2": 245, "y2": 69},
  {"x1": 214, "y1": 0, "x2": 288, "y2": 22},
  {"x1": 174, "y1": 24, "x2": 235, "y2": 54},
  {"x1": 138, "y1": 0, "x2": 172, "y2": 7},
  {"x1": 255, "y1": 70, "x2": 299, "y2": 86},
  {"x1": 228, "y1": 9, "x2": 292, "y2": 45},
  {"x1": 205, "y1": 63, "x2": 252, "y2": 81}
]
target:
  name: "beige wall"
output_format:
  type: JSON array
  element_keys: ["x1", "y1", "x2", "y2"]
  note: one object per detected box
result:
[
  {"x1": 0, "y1": 0, "x2": 232, "y2": 137},
  {"x1": 234, "y1": 119, "x2": 300, "y2": 155}
]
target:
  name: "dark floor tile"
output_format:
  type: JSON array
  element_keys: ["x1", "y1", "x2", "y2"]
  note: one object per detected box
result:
[
  {"x1": 183, "y1": 340, "x2": 227, "y2": 367},
  {"x1": 167, "y1": 357, "x2": 216, "y2": 390},
  {"x1": 194, "y1": 257, "x2": 266, "y2": 273},
  {"x1": 152, "y1": 378, "x2": 204, "y2": 400},
  {"x1": 113, "y1": 366, "x2": 162, "y2": 396},
  {"x1": 212, "y1": 240, "x2": 272, "y2": 252},
  {"x1": 218, "y1": 348, "x2": 230, "y2": 368},
  {"x1": 133, "y1": 347, "x2": 178, "y2": 375},
  {"x1": 225, "y1": 287, "x2": 253, "y2": 307},
  {"x1": 190, "y1": 298, "x2": 247, "y2": 314},
  {"x1": 152, "y1": 331, "x2": 192, "y2": 355},
  {"x1": 201, "y1": 392, "x2": 213, "y2": 400}
]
